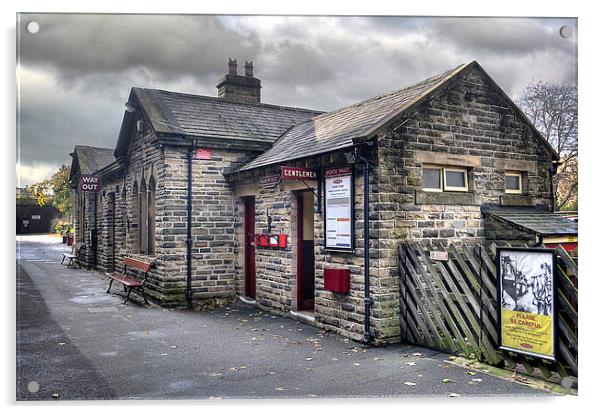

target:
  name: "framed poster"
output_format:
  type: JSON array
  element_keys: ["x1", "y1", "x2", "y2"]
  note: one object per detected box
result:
[
  {"x1": 323, "y1": 166, "x2": 354, "y2": 251},
  {"x1": 496, "y1": 247, "x2": 557, "y2": 361}
]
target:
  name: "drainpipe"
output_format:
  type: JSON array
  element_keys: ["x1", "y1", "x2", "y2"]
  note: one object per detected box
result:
[
  {"x1": 549, "y1": 161, "x2": 559, "y2": 213},
  {"x1": 357, "y1": 148, "x2": 374, "y2": 344},
  {"x1": 186, "y1": 145, "x2": 194, "y2": 309}
]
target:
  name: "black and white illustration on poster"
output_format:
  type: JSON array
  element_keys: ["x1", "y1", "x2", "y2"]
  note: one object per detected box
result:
[{"x1": 500, "y1": 250, "x2": 553, "y2": 315}]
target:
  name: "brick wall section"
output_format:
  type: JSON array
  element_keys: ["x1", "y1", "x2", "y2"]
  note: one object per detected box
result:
[
  {"x1": 159, "y1": 145, "x2": 249, "y2": 305},
  {"x1": 230, "y1": 149, "x2": 386, "y2": 343}
]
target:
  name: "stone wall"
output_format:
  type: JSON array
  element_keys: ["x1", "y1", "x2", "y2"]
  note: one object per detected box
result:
[
  {"x1": 228, "y1": 64, "x2": 555, "y2": 345},
  {"x1": 230, "y1": 148, "x2": 393, "y2": 344}
]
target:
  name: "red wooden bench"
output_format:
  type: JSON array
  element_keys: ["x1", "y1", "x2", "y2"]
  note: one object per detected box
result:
[
  {"x1": 61, "y1": 243, "x2": 83, "y2": 269},
  {"x1": 106, "y1": 257, "x2": 154, "y2": 305}
]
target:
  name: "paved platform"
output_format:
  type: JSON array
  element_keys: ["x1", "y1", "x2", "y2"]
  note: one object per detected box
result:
[{"x1": 16, "y1": 235, "x2": 552, "y2": 400}]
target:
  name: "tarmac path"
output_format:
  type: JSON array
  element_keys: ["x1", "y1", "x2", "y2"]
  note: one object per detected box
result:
[{"x1": 16, "y1": 235, "x2": 552, "y2": 400}]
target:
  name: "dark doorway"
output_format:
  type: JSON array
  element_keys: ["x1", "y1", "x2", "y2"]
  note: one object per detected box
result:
[
  {"x1": 244, "y1": 196, "x2": 256, "y2": 299},
  {"x1": 296, "y1": 191, "x2": 315, "y2": 311}
]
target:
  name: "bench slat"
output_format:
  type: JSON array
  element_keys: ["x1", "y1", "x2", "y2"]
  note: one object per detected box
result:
[
  {"x1": 107, "y1": 272, "x2": 143, "y2": 287},
  {"x1": 123, "y1": 257, "x2": 154, "y2": 272}
]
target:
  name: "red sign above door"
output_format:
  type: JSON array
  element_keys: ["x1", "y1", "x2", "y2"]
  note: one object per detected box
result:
[
  {"x1": 281, "y1": 166, "x2": 318, "y2": 181},
  {"x1": 195, "y1": 148, "x2": 212, "y2": 160}
]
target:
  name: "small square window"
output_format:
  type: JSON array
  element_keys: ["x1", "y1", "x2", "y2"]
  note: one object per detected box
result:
[
  {"x1": 423, "y1": 167, "x2": 442, "y2": 191},
  {"x1": 443, "y1": 168, "x2": 468, "y2": 192},
  {"x1": 505, "y1": 172, "x2": 522, "y2": 194}
]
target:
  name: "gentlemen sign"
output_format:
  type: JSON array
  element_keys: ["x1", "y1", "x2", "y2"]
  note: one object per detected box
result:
[
  {"x1": 324, "y1": 166, "x2": 353, "y2": 250},
  {"x1": 497, "y1": 247, "x2": 557, "y2": 361},
  {"x1": 79, "y1": 175, "x2": 101, "y2": 192},
  {"x1": 281, "y1": 166, "x2": 317, "y2": 180}
]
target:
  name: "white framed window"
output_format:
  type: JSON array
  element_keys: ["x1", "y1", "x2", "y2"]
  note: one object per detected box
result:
[
  {"x1": 504, "y1": 172, "x2": 522, "y2": 194},
  {"x1": 423, "y1": 165, "x2": 469, "y2": 192},
  {"x1": 422, "y1": 166, "x2": 443, "y2": 192},
  {"x1": 443, "y1": 167, "x2": 468, "y2": 192}
]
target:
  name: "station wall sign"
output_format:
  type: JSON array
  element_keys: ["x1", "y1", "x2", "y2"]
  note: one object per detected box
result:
[
  {"x1": 281, "y1": 166, "x2": 317, "y2": 181},
  {"x1": 195, "y1": 148, "x2": 212, "y2": 160},
  {"x1": 496, "y1": 247, "x2": 557, "y2": 361},
  {"x1": 324, "y1": 165, "x2": 354, "y2": 251},
  {"x1": 79, "y1": 175, "x2": 101, "y2": 192},
  {"x1": 258, "y1": 174, "x2": 281, "y2": 188}
]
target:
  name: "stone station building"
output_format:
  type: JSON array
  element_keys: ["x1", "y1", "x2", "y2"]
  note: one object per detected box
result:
[{"x1": 70, "y1": 60, "x2": 566, "y2": 345}]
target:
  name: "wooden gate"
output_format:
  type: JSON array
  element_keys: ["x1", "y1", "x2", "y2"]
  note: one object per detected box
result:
[{"x1": 398, "y1": 241, "x2": 578, "y2": 381}]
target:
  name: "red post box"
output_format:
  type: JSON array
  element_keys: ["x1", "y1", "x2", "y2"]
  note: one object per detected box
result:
[{"x1": 324, "y1": 268, "x2": 350, "y2": 294}]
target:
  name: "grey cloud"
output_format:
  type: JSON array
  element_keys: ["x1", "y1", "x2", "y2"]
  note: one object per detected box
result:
[{"x1": 17, "y1": 14, "x2": 577, "y2": 186}]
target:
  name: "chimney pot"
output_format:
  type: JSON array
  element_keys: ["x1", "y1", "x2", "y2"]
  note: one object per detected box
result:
[
  {"x1": 245, "y1": 60, "x2": 254, "y2": 78},
  {"x1": 228, "y1": 58, "x2": 238, "y2": 75}
]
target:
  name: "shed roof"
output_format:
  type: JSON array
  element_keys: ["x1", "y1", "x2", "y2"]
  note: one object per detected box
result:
[
  {"x1": 488, "y1": 209, "x2": 578, "y2": 236},
  {"x1": 114, "y1": 88, "x2": 323, "y2": 156},
  {"x1": 233, "y1": 61, "x2": 559, "y2": 173},
  {"x1": 70, "y1": 145, "x2": 115, "y2": 176}
]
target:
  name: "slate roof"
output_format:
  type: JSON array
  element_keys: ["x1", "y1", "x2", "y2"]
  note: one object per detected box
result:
[
  {"x1": 71, "y1": 145, "x2": 115, "y2": 175},
  {"x1": 132, "y1": 88, "x2": 323, "y2": 145},
  {"x1": 234, "y1": 63, "x2": 471, "y2": 172},
  {"x1": 233, "y1": 61, "x2": 559, "y2": 173},
  {"x1": 488, "y1": 209, "x2": 578, "y2": 236}
]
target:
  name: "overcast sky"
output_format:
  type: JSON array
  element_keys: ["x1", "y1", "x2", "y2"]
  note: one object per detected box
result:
[{"x1": 16, "y1": 14, "x2": 577, "y2": 186}]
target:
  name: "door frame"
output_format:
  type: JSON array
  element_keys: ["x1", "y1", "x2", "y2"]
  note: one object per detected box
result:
[
  {"x1": 244, "y1": 196, "x2": 256, "y2": 299},
  {"x1": 296, "y1": 190, "x2": 315, "y2": 311}
]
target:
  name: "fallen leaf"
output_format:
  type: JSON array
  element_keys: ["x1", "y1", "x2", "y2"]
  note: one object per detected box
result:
[
  {"x1": 449, "y1": 393, "x2": 461, "y2": 398},
  {"x1": 374, "y1": 357, "x2": 383, "y2": 361},
  {"x1": 405, "y1": 362, "x2": 416, "y2": 366},
  {"x1": 404, "y1": 381, "x2": 416, "y2": 386},
  {"x1": 331, "y1": 357, "x2": 339, "y2": 361},
  {"x1": 467, "y1": 371, "x2": 477, "y2": 376},
  {"x1": 353, "y1": 362, "x2": 360, "y2": 366},
  {"x1": 442, "y1": 378, "x2": 456, "y2": 383},
  {"x1": 305, "y1": 357, "x2": 313, "y2": 361},
  {"x1": 411, "y1": 352, "x2": 423, "y2": 357},
  {"x1": 58, "y1": 342, "x2": 65, "y2": 346},
  {"x1": 275, "y1": 387, "x2": 285, "y2": 391},
  {"x1": 447, "y1": 356, "x2": 457, "y2": 360},
  {"x1": 52, "y1": 393, "x2": 59, "y2": 399}
]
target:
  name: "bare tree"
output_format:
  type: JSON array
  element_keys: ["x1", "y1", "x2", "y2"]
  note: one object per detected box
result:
[{"x1": 517, "y1": 82, "x2": 578, "y2": 210}]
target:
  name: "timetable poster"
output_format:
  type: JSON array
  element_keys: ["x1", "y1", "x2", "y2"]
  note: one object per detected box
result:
[{"x1": 325, "y1": 167, "x2": 353, "y2": 249}]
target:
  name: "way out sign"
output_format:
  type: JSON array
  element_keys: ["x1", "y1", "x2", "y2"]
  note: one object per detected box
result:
[{"x1": 79, "y1": 175, "x2": 101, "y2": 192}]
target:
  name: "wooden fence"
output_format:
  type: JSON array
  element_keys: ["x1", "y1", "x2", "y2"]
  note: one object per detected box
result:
[{"x1": 398, "y1": 241, "x2": 578, "y2": 382}]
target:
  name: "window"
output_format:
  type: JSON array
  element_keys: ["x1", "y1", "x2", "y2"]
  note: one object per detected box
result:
[
  {"x1": 505, "y1": 172, "x2": 522, "y2": 194},
  {"x1": 443, "y1": 168, "x2": 468, "y2": 192},
  {"x1": 423, "y1": 167, "x2": 443, "y2": 192},
  {"x1": 423, "y1": 165, "x2": 469, "y2": 192}
]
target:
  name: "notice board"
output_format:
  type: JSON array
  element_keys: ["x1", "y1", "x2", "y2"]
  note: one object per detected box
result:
[{"x1": 324, "y1": 166, "x2": 353, "y2": 251}]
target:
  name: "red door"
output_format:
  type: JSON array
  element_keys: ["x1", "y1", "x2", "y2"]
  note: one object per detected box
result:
[{"x1": 244, "y1": 197, "x2": 256, "y2": 299}]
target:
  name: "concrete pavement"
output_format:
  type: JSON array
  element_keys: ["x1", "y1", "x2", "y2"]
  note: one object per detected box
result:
[{"x1": 16, "y1": 235, "x2": 553, "y2": 400}]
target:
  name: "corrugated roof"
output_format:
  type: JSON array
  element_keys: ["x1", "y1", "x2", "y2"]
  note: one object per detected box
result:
[
  {"x1": 234, "y1": 63, "x2": 471, "y2": 172},
  {"x1": 490, "y1": 210, "x2": 578, "y2": 236},
  {"x1": 73, "y1": 146, "x2": 115, "y2": 175},
  {"x1": 133, "y1": 88, "x2": 323, "y2": 144}
]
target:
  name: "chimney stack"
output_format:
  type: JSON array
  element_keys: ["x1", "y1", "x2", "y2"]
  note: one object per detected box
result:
[
  {"x1": 244, "y1": 60, "x2": 254, "y2": 77},
  {"x1": 228, "y1": 58, "x2": 238, "y2": 75},
  {"x1": 217, "y1": 58, "x2": 261, "y2": 104}
]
